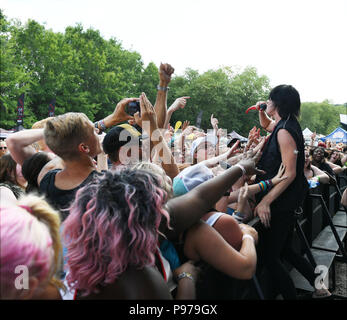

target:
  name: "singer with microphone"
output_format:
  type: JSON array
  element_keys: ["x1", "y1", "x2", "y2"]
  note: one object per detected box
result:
[{"x1": 251, "y1": 85, "x2": 331, "y2": 299}]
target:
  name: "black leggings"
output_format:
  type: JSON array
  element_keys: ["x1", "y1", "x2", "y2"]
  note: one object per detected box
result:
[{"x1": 261, "y1": 210, "x2": 316, "y2": 299}]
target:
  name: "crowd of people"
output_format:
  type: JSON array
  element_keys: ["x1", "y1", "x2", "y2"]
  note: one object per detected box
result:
[{"x1": 1, "y1": 63, "x2": 346, "y2": 300}]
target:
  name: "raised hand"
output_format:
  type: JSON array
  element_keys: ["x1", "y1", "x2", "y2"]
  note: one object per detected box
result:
[
  {"x1": 181, "y1": 120, "x2": 190, "y2": 132},
  {"x1": 226, "y1": 140, "x2": 241, "y2": 158},
  {"x1": 159, "y1": 63, "x2": 175, "y2": 86},
  {"x1": 134, "y1": 93, "x2": 158, "y2": 131},
  {"x1": 168, "y1": 96, "x2": 190, "y2": 113},
  {"x1": 237, "y1": 148, "x2": 265, "y2": 176},
  {"x1": 210, "y1": 114, "x2": 219, "y2": 130}
]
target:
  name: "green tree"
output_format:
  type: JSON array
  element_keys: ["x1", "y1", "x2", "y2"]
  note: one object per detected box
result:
[
  {"x1": 300, "y1": 101, "x2": 345, "y2": 135},
  {"x1": 167, "y1": 66, "x2": 270, "y2": 136},
  {"x1": 0, "y1": 11, "x2": 33, "y2": 129}
]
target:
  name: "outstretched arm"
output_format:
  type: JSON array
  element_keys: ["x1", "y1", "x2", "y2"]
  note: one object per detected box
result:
[
  {"x1": 199, "y1": 140, "x2": 240, "y2": 168},
  {"x1": 135, "y1": 92, "x2": 179, "y2": 180},
  {"x1": 154, "y1": 63, "x2": 174, "y2": 129},
  {"x1": 163, "y1": 96, "x2": 190, "y2": 130},
  {"x1": 165, "y1": 152, "x2": 263, "y2": 240},
  {"x1": 94, "y1": 97, "x2": 137, "y2": 132}
]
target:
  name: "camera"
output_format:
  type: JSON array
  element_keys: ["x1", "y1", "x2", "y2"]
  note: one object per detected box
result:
[{"x1": 126, "y1": 101, "x2": 140, "y2": 116}]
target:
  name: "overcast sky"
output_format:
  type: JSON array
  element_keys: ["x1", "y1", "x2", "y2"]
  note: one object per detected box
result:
[{"x1": 2, "y1": 0, "x2": 347, "y2": 104}]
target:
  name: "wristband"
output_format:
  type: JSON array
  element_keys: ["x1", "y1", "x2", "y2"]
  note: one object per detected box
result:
[
  {"x1": 242, "y1": 234, "x2": 254, "y2": 242},
  {"x1": 265, "y1": 179, "x2": 273, "y2": 188},
  {"x1": 98, "y1": 119, "x2": 107, "y2": 132},
  {"x1": 157, "y1": 85, "x2": 170, "y2": 91},
  {"x1": 177, "y1": 272, "x2": 195, "y2": 283},
  {"x1": 234, "y1": 163, "x2": 246, "y2": 176},
  {"x1": 94, "y1": 122, "x2": 102, "y2": 135}
]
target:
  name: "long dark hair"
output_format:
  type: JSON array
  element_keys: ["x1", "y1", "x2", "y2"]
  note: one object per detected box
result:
[{"x1": 0, "y1": 154, "x2": 18, "y2": 185}]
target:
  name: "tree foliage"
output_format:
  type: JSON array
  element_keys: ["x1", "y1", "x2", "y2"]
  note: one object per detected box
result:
[
  {"x1": 299, "y1": 101, "x2": 346, "y2": 135},
  {"x1": 168, "y1": 66, "x2": 270, "y2": 136}
]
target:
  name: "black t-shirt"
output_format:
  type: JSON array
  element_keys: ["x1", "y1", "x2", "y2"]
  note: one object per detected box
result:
[
  {"x1": 39, "y1": 169, "x2": 102, "y2": 221},
  {"x1": 255, "y1": 115, "x2": 309, "y2": 213}
]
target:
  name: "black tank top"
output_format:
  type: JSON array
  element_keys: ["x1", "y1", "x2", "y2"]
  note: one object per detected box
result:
[
  {"x1": 39, "y1": 169, "x2": 102, "y2": 221},
  {"x1": 255, "y1": 115, "x2": 309, "y2": 213}
]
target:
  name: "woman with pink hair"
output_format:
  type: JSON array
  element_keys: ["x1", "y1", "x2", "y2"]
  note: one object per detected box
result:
[{"x1": 0, "y1": 194, "x2": 63, "y2": 299}]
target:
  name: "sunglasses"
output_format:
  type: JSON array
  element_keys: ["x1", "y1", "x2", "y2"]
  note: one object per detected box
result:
[{"x1": 0, "y1": 147, "x2": 7, "y2": 150}]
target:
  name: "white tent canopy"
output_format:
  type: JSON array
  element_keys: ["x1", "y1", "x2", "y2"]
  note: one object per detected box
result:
[{"x1": 302, "y1": 128, "x2": 313, "y2": 137}]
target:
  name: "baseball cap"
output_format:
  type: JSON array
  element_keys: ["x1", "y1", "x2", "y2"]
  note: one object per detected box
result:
[
  {"x1": 102, "y1": 124, "x2": 147, "y2": 156},
  {"x1": 172, "y1": 163, "x2": 214, "y2": 197},
  {"x1": 190, "y1": 134, "x2": 218, "y2": 158}
]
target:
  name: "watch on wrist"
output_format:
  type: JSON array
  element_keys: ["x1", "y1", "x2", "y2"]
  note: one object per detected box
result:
[{"x1": 157, "y1": 85, "x2": 169, "y2": 91}]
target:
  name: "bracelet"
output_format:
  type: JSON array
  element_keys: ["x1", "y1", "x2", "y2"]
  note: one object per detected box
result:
[
  {"x1": 98, "y1": 119, "x2": 107, "y2": 131},
  {"x1": 177, "y1": 272, "x2": 195, "y2": 283},
  {"x1": 157, "y1": 85, "x2": 170, "y2": 91},
  {"x1": 242, "y1": 234, "x2": 254, "y2": 242},
  {"x1": 95, "y1": 120, "x2": 106, "y2": 133},
  {"x1": 265, "y1": 179, "x2": 273, "y2": 188},
  {"x1": 234, "y1": 163, "x2": 246, "y2": 176},
  {"x1": 258, "y1": 181, "x2": 267, "y2": 192}
]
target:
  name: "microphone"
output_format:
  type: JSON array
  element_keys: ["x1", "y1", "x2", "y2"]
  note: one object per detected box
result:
[{"x1": 245, "y1": 103, "x2": 267, "y2": 114}]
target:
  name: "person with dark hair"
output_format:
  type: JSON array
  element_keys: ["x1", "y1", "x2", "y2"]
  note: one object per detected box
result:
[
  {"x1": 326, "y1": 149, "x2": 346, "y2": 175},
  {"x1": 21, "y1": 152, "x2": 53, "y2": 193},
  {"x1": 0, "y1": 154, "x2": 26, "y2": 199},
  {"x1": 310, "y1": 146, "x2": 336, "y2": 182},
  {"x1": 328, "y1": 150, "x2": 343, "y2": 167},
  {"x1": 253, "y1": 84, "x2": 330, "y2": 299},
  {"x1": 102, "y1": 124, "x2": 146, "y2": 171},
  {"x1": 304, "y1": 149, "x2": 330, "y2": 186}
]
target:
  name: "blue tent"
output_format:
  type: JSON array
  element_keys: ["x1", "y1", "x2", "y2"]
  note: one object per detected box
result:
[{"x1": 319, "y1": 127, "x2": 347, "y2": 144}]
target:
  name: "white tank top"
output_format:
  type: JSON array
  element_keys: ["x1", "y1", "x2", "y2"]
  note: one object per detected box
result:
[{"x1": 205, "y1": 212, "x2": 225, "y2": 227}]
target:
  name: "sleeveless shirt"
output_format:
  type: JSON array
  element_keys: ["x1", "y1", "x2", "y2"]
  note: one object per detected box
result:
[
  {"x1": 39, "y1": 169, "x2": 102, "y2": 221},
  {"x1": 255, "y1": 115, "x2": 309, "y2": 213}
]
